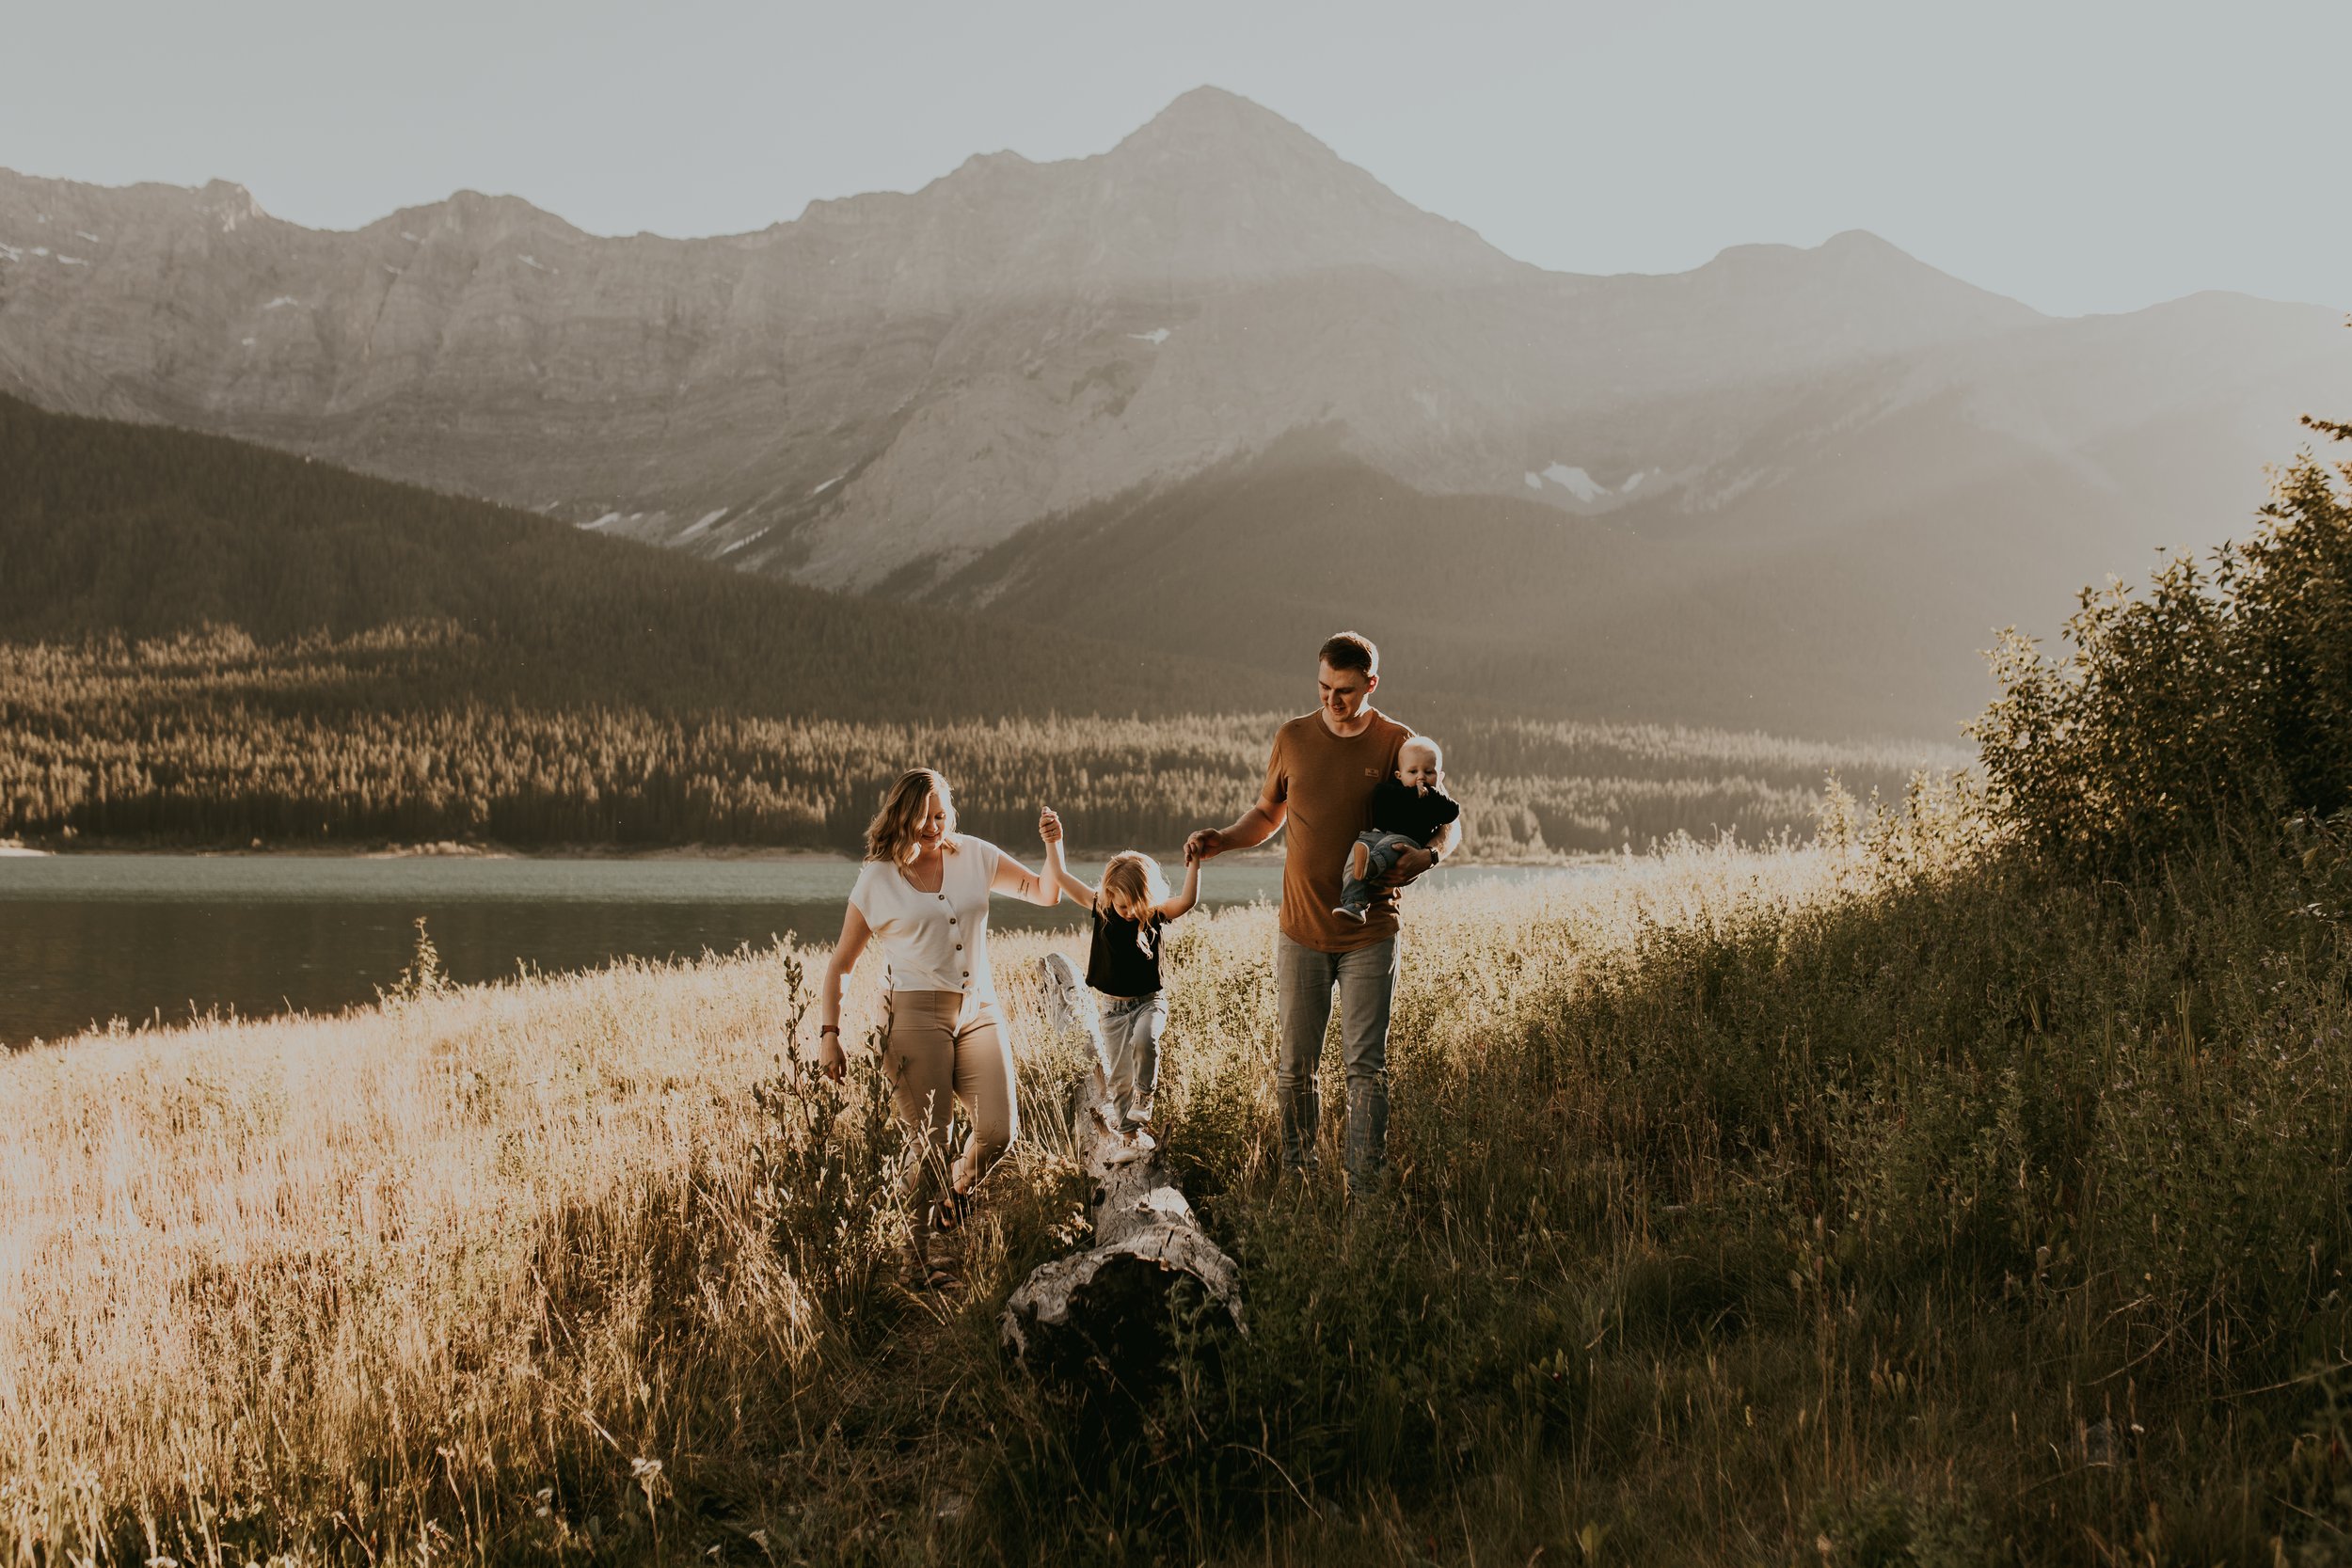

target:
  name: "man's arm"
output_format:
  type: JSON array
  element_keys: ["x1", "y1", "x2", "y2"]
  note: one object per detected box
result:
[
  {"x1": 1381, "y1": 815, "x2": 1462, "y2": 885},
  {"x1": 1185, "y1": 787, "x2": 1286, "y2": 862}
]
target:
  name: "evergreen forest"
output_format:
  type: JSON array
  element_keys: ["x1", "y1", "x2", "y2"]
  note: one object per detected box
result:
[{"x1": 0, "y1": 394, "x2": 1936, "y2": 851}]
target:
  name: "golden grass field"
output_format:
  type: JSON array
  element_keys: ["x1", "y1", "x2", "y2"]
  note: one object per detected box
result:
[
  {"x1": 1, "y1": 848, "x2": 1836, "y2": 1565},
  {"x1": 9, "y1": 812, "x2": 2352, "y2": 1564}
]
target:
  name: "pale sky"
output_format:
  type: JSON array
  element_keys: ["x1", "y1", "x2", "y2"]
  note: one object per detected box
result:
[{"x1": 5, "y1": 0, "x2": 2346, "y2": 318}]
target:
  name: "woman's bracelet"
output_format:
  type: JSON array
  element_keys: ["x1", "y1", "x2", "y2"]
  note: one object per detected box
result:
[{"x1": 818, "y1": 1024, "x2": 841, "y2": 1037}]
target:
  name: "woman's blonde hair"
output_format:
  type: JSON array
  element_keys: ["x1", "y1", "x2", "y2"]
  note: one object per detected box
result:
[
  {"x1": 1098, "y1": 850, "x2": 1168, "y2": 934},
  {"x1": 864, "y1": 768, "x2": 959, "y2": 863}
]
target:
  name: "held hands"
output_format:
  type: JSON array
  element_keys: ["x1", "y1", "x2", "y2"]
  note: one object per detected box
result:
[
  {"x1": 1184, "y1": 827, "x2": 1225, "y2": 863},
  {"x1": 1039, "y1": 806, "x2": 1064, "y2": 847}
]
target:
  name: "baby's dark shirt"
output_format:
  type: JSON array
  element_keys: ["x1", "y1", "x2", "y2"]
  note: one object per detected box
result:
[{"x1": 1367, "y1": 777, "x2": 1461, "y2": 844}]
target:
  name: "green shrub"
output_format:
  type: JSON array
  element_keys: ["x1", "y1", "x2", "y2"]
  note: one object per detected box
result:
[{"x1": 1975, "y1": 418, "x2": 2352, "y2": 873}]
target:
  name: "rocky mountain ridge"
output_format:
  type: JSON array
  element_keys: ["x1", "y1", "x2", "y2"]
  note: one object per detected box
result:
[{"x1": 3, "y1": 86, "x2": 2345, "y2": 731}]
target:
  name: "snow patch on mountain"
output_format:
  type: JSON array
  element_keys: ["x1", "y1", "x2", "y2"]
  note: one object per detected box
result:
[
  {"x1": 1540, "y1": 463, "x2": 1607, "y2": 501},
  {"x1": 677, "y1": 507, "x2": 728, "y2": 540},
  {"x1": 720, "y1": 528, "x2": 771, "y2": 556},
  {"x1": 1523, "y1": 472, "x2": 1543, "y2": 491},
  {"x1": 262, "y1": 295, "x2": 298, "y2": 309}
]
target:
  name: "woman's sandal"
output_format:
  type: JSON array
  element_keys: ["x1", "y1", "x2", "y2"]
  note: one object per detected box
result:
[
  {"x1": 922, "y1": 1230, "x2": 964, "y2": 1291},
  {"x1": 885, "y1": 1194, "x2": 972, "y2": 1293},
  {"x1": 897, "y1": 1233, "x2": 963, "y2": 1292},
  {"x1": 897, "y1": 1239, "x2": 933, "y2": 1291}
]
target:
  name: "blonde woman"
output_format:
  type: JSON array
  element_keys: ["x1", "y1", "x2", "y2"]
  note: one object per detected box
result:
[{"x1": 817, "y1": 768, "x2": 1060, "y2": 1289}]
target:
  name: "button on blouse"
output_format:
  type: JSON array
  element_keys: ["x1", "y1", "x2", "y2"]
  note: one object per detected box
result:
[{"x1": 847, "y1": 836, "x2": 1006, "y2": 1007}]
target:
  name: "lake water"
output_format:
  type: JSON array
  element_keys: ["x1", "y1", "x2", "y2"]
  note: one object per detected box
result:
[{"x1": 0, "y1": 853, "x2": 1593, "y2": 1048}]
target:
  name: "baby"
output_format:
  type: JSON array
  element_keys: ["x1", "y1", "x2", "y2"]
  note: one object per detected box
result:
[{"x1": 1334, "y1": 735, "x2": 1461, "y2": 924}]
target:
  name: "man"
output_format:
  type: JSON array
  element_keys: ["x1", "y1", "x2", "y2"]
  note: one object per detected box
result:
[{"x1": 1186, "y1": 631, "x2": 1460, "y2": 1191}]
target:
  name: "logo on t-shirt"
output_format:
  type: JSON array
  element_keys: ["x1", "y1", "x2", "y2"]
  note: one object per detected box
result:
[{"x1": 1364, "y1": 768, "x2": 1382, "y2": 777}]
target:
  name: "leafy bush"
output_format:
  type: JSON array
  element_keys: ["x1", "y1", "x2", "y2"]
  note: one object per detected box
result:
[{"x1": 1974, "y1": 417, "x2": 2352, "y2": 872}]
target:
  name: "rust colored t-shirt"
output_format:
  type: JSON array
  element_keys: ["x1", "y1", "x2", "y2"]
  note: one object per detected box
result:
[{"x1": 1263, "y1": 708, "x2": 1414, "y2": 952}]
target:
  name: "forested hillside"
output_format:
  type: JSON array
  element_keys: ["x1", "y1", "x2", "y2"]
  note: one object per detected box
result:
[
  {"x1": 0, "y1": 626, "x2": 1938, "y2": 851},
  {"x1": 0, "y1": 393, "x2": 1288, "y2": 721},
  {"x1": 0, "y1": 395, "x2": 1950, "y2": 850}
]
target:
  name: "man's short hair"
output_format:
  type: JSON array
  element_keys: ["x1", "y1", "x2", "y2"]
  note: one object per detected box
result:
[{"x1": 1318, "y1": 631, "x2": 1379, "y2": 677}]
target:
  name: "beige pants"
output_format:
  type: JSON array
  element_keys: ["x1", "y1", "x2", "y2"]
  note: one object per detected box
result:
[{"x1": 882, "y1": 990, "x2": 1019, "y2": 1201}]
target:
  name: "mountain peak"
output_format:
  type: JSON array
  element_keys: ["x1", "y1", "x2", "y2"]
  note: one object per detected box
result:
[
  {"x1": 1820, "y1": 228, "x2": 1903, "y2": 256},
  {"x1": 1115, "y1": 85, "x2": 1330, "y2": 159},
  {"x1": 192, "y1": 178, "x2": 268, "y2": 230},
  {"x1": 1686, "y1": 228, "x2": 2040, "y2": 343}
]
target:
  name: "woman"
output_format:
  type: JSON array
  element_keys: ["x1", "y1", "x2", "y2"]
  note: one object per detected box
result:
[{"x1": 816, "y1": 768, "x2": 1060, "y2": 1289}]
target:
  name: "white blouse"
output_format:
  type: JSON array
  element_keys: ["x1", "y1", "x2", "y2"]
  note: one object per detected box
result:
[{"x1": 848, "y1": 836, "x2": 1006, "y2": 1006}]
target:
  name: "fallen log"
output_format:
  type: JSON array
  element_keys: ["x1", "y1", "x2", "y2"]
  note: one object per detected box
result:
[{"x1": 1001, "y1": 958, "x2": 1245, "y2": 1378}]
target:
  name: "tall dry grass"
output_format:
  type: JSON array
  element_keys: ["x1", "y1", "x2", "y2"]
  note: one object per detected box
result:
[
  {"x1": 0, "y1": 854, "x2": 1814, "y2": 1563},
  {"x1": 9, "y1": 816, "x2": 2352, "y2": 1564}
]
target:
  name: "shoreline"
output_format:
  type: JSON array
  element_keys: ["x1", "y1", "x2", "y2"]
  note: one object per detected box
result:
[{"x1": 0, "y1": 838, "x2": 1608, "y2": 869}]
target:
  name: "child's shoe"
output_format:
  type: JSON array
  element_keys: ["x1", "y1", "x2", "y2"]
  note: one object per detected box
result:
[
  {"x1": 1330, "y1": 903, "x2": 1368, "y2": 924},
  {"x1": 1348, "y1": 841, "x2": 1372, "y2": 881}
]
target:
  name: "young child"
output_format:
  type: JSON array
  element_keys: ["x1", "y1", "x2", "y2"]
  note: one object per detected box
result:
[
  {"x1": 1038, "y1": 807, "x2": 1200, "y2": 1161},
  {"x1": 1335, "y1": 734, "x2": 1461, "y2": 924}
]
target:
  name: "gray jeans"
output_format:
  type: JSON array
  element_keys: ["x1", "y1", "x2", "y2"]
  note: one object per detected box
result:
[
  {"x1": 1095, "y1": 991, "x2": 1167, "y2": 1130},
  {"x1": 1337, "y1": 830, "x2": 1423, "y2": 918},
  {"x1": 1275, "y1": 932, "x2": 1399, "y2": 1181}
]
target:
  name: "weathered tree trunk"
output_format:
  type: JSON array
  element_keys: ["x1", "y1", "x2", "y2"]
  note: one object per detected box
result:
[{"x1": 999, "y1": 1067, "x2": 1245, "y2": 1377}]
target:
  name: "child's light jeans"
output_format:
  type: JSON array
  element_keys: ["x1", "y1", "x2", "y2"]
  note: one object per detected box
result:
[
  {"x1": 1336, "y1": 830, "x2": 1424, "y2": 919},
  {"x1": 1095, "y1": 991, "x2": 1167, "y2": 1130}
]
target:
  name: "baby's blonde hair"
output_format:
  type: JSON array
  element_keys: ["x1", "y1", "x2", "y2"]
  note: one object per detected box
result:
[
  {"x1": 1098, "y1": 851, "x2": 1168, "y2": 926},
  {"x1": 1401, "y1": 735, "x2": 1444, "y2": 770}
]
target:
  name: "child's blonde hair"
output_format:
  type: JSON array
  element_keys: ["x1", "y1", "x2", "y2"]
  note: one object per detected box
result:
[
  {"x1": 1401, "y1": 735, "x2": 1444, "y2": 770},
  {"x1": 1099, "y1": 851, "x2": 1169, "y2": 951}
]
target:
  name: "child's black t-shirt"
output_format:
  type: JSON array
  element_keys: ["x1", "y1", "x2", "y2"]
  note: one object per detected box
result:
[
  {"x1": 1087, "y1": 905, "x2": 1165, "y2": 997},
  {"x1": 1366, "y1": 778, "x2": 1461, "y2": 844}
]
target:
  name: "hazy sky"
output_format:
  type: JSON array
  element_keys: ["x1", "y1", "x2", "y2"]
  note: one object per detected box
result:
[{"x1": 6, "y1": 0, "x2": 2346, "y2": 318}]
